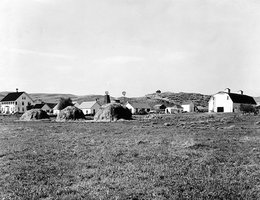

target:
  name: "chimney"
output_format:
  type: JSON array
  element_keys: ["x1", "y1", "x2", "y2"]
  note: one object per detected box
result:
[
  {"x1": 16, "y1": 88, "x2": 18, "y2": 93},
  {"x1": 238, "y1": 90, "x2": 243, "y2": 95},
  {"x1": 225, "y1": 88, "x2": 230, "y2": 93}
]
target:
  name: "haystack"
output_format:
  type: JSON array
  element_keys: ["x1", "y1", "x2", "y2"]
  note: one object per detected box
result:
[
  {"x1": 94, "y1": 103, "x2": 132, "y2": 122},
  {"x1": 56, "y1": 106, "x2": 85, "y2": 121},
  {"x1": 20, "y1": 109, "x2": 50, "y2": 121}
]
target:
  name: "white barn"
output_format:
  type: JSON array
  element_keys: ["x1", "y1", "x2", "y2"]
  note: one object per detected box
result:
[
  {"x1": 208, "y1": 89, "x2": 256, "y2": 113},
  {"x1": 79, "y1": 101, "x2": 101, "y2": 115},
  {"x1": 0, "y1": 90, "x2": 34, "y2": 114}
]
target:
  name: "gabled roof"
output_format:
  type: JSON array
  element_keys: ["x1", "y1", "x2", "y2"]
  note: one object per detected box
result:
[
  {"x1": 181, "y1": 100, "x2": 194, "y2": 105},
  {"x1": 228, "y1": 93, "x2": 256, "y2": 105},
  {"x1": 79, "y1": 101, "x2": 100, "y2": 109},
  {"x1": 1, "y1": 92, "x2": 24, "y2": 102},
  {"x1": 128, "y1": 102, "x2": 151, "y2": 109},
  {"x1": 53, "y1": 104, "x2": 59, "y2": 110},
  {"x1": 46, "y1": 103, "x2": 57, "y2": 109},
  {"x1": 33, "y1": 103, "x2": 45, "y2": 109}
]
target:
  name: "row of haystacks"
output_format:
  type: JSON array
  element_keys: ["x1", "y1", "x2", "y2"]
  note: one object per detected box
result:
[{"x1": 20, "y1": 103, "x2": 132, "y2": 122}]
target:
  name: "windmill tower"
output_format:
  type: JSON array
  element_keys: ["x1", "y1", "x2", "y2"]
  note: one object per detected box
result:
[
  {"x1": 104, "y1": 91, "x2": 111, "y2": 104},
  {"x1": 122, "y1": 91, "x2": 126, "y2": 104}
]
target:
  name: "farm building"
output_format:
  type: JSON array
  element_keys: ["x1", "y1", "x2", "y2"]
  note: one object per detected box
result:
[
  {"x1": 181, "y1": 101, "x2": 195, "y2": 112},
  {"x1": 208, "y1": 89, "x2": 256, "y2": 113},
  {"x1": 73, "y1": 102, "x2": 80, "y2": 108},
  {"x1": 0, "y1": 90, "x2": 34, "y2": 114},
  {"x1": 79, "y1": 101, "x2": 101, "y2": 115},
  {"x1": 195, "y1": 106, "x2": 208, "y2": 113},
  {"x1": 52, "y1": 104, "x2": 60, "y2": 115},
  {"x1": 125, "y1": 102, "x2": 151, "y2": 114},
  {"x1": 165, "y1": 105, "x2": 183, "y2": 114},
  {"x1": 33, "y1": 103, "x2": 56, "y2": 113},
  {"x1": 153, "y1": 104, "x2": 166, "y2": 110}
]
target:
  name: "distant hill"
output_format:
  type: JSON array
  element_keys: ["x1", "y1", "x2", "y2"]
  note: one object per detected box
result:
[
  {"x1": 0, "y1": 91, "x2": 259, "y2": 107},
  {"x1": 254, "y1": 97, "x2": 260, "y2": 104}
]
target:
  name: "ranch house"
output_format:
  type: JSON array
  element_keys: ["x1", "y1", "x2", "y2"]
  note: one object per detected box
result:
[
  {"x1": 0, "y1": 90, "x2": 34, "y2": 114},
  {"x1": 125, "y1": 102, "x2": 151, "y2": 114},
  {"x1": 79, "y1": 101, "x2": 101, "y2": 115},
  {"x1": 208, "y1": 89, "x2": 256, "y2": 113}
]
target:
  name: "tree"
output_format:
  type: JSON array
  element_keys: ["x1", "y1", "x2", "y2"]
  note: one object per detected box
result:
[
  {"x1": 57, "y1": 97, "x2": 73, "y2": 110},
  {"x1": 156, "y1": 90, "x2": 161, "y2": 94},
  {"x1": 239, "y1": 104, "x2": 258, "y2": 115}
]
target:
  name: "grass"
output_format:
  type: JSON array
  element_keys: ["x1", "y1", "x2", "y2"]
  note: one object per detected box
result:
[{"x1": 0, "y1": 113, "x2": 260, "y2": 199}]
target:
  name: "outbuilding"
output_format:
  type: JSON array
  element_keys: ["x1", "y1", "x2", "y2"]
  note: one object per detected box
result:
[
  {"x1": 165, "y1": 105, "x2": 183, "y2": 114},
  {"x1": 125, "y1": 102, "x2": 151, "y2": 114},
  {"x1": 79, "y1": 101, "x2": 101, "y2": 115},
  {"x1": 208, "y1": 88, "x2": 256, "y2": 113},
  {"x1": 181, "y1": 101, "x2": 195, "y2": 112}
]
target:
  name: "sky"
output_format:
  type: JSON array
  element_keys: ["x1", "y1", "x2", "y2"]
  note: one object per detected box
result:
[{"x1": 0, "y1": 0, "x2": 260, "y2": 97}]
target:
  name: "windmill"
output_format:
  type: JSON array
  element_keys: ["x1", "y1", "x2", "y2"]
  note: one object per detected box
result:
[
  {"x1": 104, "y1": 91, "x2": 111, "y2": 104},
  {"x1": 122, "y1": 91, "x2": 126, "y2": 104}
]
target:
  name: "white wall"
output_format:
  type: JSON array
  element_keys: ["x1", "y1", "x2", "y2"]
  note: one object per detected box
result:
[
  {"x1": 1, "y1": 93, "x2": 33, "y2": 114},
  {"x1": 125, "y1": 103, "x2": 135, "y2": 114},
  {"x1": 181, "y1": 104, "x2": 194, "y2": 112},
  {"x1": 208, "y1": 93, "x2": 233, "y2": 113}
]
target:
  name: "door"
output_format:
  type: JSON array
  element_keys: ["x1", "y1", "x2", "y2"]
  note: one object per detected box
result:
[{"x1": 217, "y1": 107, "x2": 224, "y2": 112}]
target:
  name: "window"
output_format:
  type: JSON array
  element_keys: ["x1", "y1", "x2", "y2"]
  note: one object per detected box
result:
[
  {"x1": 15, "y1": 102, "x2": 17, "y2": 105},
  {"x1": 22, "y1": 102, "x2": 24, "y2": 106}
]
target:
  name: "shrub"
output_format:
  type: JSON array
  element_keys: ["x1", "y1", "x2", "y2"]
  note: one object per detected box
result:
[
  {"x1": 57, "y1": 98, "x2": 73, "y2": 110},
  {"x1": 137, "y1": 108, "x2": 148, "y2": 115},
  {"x1": 239, "y1": 104, "x2": 258, "y2": 115}
]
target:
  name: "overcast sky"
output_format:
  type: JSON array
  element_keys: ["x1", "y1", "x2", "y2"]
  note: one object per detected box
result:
[{"x1": 0, "y1": 0, "x2": 260, "y2": 97}]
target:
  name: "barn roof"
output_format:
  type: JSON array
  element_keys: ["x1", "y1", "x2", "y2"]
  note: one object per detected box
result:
[
  {"x1": 228, "y1": 93, "x2": 256, "y2": 105},
  {"x1": 0, "y1": 92, "x2": 24, "y2": 102},
  {"x1": 79, "y1": 101, "x2": 100, "y2": 109},
  {"x1": 46, "y1": 103, "x2": 57, "y2": 109},
  {"x1": 181, "y1": 100, "x2": 194, "y2": 105},
  {"x1": 33, "y1": 103, "x2": 45, "y2": 109},
  {"x1": 128, "y1": 102, "x2": 151, "y2": 109}
]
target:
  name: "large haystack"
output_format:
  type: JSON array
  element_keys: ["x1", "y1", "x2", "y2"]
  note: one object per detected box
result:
[
  {"x1": 20, "y1": 109, "x2": 50, "y2": 121},
  {"x1": 94, "y1": 103, "x2": 132, "y2": 122},
  {"x1": 56, "y1": 106, "x2": 85, "y2": 121}
]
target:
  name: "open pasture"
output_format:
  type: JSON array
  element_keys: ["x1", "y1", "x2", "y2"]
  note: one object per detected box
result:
[{"x1": 1, "y1": 113, "x2": 260, "y2": 199}]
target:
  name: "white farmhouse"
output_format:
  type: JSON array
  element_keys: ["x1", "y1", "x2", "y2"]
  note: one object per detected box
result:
[
  {"x1": 181, "y1": 101, "x2": 195, "y2": 112},
  {"x1": 0, "y1": 90, "x2": 34, "y2": 114},
  {"x1": 79, "y1": 101, "x2": 101, "y2": 115},
  {"x1": 125, "y1": 102, "x2": 151, "y2": 114},
  {"x1": 208, "y1": 89, "x2": 256, "y2": 113}
]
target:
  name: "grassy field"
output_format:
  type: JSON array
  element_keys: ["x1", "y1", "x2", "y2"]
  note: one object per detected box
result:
[{"x1": 1, "y1": 113, "x2": 260, "y2": 199}]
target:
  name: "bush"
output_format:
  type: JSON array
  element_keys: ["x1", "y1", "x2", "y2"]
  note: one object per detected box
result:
[
  {"x1": 57, "y1": 98, "x2": 73, "y2": 110},
  {"x1": 137, "y1": 108, "x2": 148, "y2": 115},
  {"x1": 239, "y1": 104, "x2": 258, "y2": 115}
]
